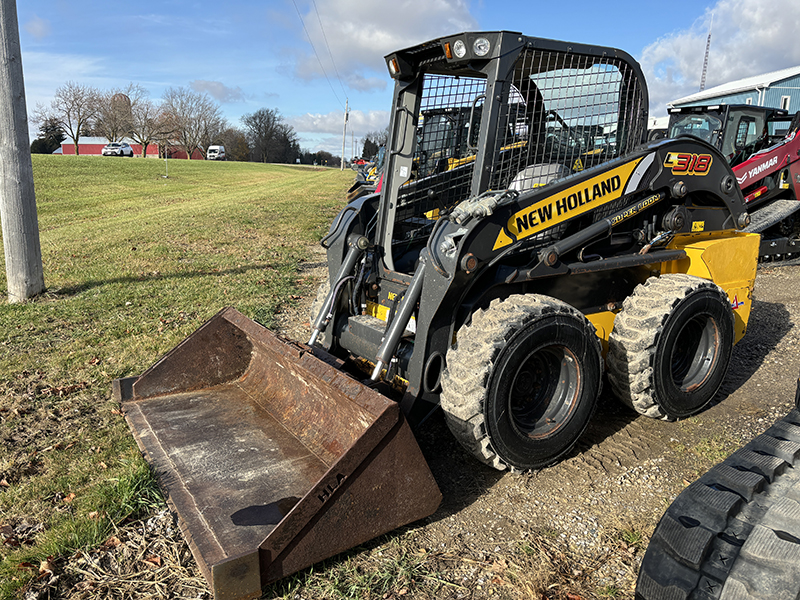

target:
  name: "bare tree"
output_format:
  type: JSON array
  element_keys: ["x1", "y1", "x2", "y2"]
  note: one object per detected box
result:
[
  {"x1": 242, "y1": 107, "x2": 299, "y2": 163},
  {"x1": 361, "y1": 127, "x2": 390, "y2": 159},
  {"x1": 37, "y1": 81, "x2": 99, "y2": 155},
  {"x1": 213, "y1": 126, "x2": 249, "y2": 161},
  {"x1": 129, "y1": 95, "x2": 171, "y2": 158},
  {"x1": 94, "y1": 83, "x2": 147, "y2": 142},
  {"x1": 161, "y1": 87, "x2": 223, "y2": 159}
]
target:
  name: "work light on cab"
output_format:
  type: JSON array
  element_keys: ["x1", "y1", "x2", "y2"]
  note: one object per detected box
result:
[{"x1": 473, "y1": 37, "x2": 490, "y2": 57}]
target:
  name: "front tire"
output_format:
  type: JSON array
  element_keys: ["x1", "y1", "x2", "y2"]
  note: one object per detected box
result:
[
  {"x1": 440, "y1": 294, "x2": 602, "y2": 471},
  {"x1": 607, "y1": 274, "x2": 735, "y2": 419}
]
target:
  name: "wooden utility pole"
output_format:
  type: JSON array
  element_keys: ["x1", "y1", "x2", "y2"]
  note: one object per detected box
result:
[
  {"x1": 340, "y1": 98, "x2": 348, "y2": 170},
  {"x1": 0, "y1": 0, "x2": 44, "y2": 302}
]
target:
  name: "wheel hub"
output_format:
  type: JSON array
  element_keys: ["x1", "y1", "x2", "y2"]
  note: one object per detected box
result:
[
  {"x1": 670, "y1": 315, "x2": 719, "y2": 392},
  {"x1": 510, "y1": 346, "x2": 580, "y2": 438}
]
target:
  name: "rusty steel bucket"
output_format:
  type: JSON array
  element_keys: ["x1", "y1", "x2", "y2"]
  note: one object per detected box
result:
[{"x1": 113, "y1": 307, "x2": 442, "y2": 600}]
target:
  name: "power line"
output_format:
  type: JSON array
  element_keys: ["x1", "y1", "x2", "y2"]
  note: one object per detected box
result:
[
  {"x1": 310, "y1": 0, "x2": 349, "y2": 102},
  {"x1": 291, "y1": 0, "x2": 346, "y2": 110}
]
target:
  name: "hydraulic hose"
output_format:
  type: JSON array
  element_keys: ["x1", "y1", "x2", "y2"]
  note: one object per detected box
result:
[
  {"x1": 320, "y1": 205, "x2": 358, "y2": 249},
  {"x1": 308, "y1": 234, "x2": 368, "y2": 346}
]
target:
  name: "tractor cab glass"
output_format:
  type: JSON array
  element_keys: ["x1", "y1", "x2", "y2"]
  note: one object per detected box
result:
[
  {"x1": 669, "y1": 113, "x2": 723, "y2": 144},
  {"x1": 721, "y1": 109, "x2": 767, "y2": 164}
]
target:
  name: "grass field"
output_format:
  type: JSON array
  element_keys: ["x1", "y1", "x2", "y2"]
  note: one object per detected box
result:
[{"x1": 0, "y1": 156, "x2": 352, "y2": 598}]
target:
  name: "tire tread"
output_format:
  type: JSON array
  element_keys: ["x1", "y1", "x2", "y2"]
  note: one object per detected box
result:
[
  {"x1": 440, "y1": 294, "x2": 602, "y2": 471},
  {"x1": 608, "y1": 274, "x2": 733, "y2": 420}
]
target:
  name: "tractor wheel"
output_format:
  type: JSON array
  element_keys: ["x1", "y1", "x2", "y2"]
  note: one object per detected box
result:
[
  {"x1": 607, "y1": 274, "x2": 734, "y2": 420},
  {"x1": 308, "y1": 279, "x2": 331, "y2": 346},
  {"x1": 440, "y1": 294, "x2": 602, "y2": 471},
  {"x1": 636, "y1": 407, "x2": 800, "y2": 600}
]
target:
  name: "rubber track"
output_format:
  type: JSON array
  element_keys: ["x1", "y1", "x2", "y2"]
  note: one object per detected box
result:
[
  {"x1": 636, "y1": 408, "x2": 800, "y2": 600},
  {"x1": 439, "y1": 294, "x2": 601, "y2": 472},
  {"x1": 607, "y1": 274, "x2": 728, "y2": 420}
]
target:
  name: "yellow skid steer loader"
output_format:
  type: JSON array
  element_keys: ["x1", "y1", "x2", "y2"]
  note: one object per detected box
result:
[{"x1": 116, "y1": 31, "x2": 760, "y2": 599}]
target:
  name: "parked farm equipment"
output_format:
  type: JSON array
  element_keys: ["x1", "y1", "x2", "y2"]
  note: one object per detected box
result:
[{"x1": 666, "y1": 104, "x2": 800, "y2": 259}]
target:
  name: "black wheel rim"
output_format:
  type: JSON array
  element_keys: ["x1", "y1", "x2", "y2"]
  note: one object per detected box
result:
[
  {"x1": 508, "y1": 346, "x2": 580, "y2": 439},
  {"x1": 670, "y1": 315, "x2": 719, "y2": 391}
]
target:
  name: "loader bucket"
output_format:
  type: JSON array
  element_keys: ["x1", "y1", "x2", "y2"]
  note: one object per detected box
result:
[{"x1": 113, "y1": 307, "x2": 442, "y2": 600}]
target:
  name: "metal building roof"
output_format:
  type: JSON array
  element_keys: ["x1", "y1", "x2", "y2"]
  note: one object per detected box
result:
[{"x1": 669, "y1": 64, "x2": 800, "y2": 107}]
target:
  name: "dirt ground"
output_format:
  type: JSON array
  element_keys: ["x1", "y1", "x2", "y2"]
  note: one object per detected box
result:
[
  {"x1": 25, "y1": 256, "x2": 800, "y2": 600},
  {"x1": 275, "y1": 254, "x2": 800, "y2": 598}
]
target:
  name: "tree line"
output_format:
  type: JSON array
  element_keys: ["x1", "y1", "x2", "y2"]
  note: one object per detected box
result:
[{"x1": 31, "y1": 81, "x2": 341, "y2": 165}]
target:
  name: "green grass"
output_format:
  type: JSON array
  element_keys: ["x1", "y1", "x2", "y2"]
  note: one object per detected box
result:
[
  {"x1": 617, "y1": 527, "x2": 644, "y2": 550},
  {"x1": 0, "y1": 155, "x2": 352, "y2": 598},
  {"x1": 269, "y1": 537, "x2": 442, "y2": 600},
  {"x1": 598, "y1": 585, "x2": 624, "y2": 598},
  {"x1": 692, "y1": 435, "x2": 740, "y2": 465}
]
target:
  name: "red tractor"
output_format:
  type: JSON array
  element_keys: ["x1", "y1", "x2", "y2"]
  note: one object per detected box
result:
[{"x1": 668, "y1": 104, "x2": 800, "y2": 258}]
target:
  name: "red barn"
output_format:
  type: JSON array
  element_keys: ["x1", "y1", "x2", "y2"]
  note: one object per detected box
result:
[{"x1": 59, "y1": 137, "x2": 199, "y2": 159}]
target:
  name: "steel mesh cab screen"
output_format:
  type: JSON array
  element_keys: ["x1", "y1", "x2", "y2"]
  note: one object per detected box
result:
[
  {"x1": 495, "y1": 50, "x2": 645, "y2": 194},
  {"x1": 391, "y1": 48, "x2": 645, "y2": 251},
  {"x1": 393, "y1": 74, "x2": 486, "y2": 249}
]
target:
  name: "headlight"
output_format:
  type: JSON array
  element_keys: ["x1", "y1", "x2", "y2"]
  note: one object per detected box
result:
[
  {"x1": 473, "y1": 37, "x2": 490, "y2": 57},
  {"x1": 453, "y1": 40, "x2": 467, "y2": 59}
]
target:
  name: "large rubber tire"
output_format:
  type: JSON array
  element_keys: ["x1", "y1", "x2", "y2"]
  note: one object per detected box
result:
[
  {"x1": 607, "y1": 274, "x2": 735, "y2": 420},
  {"x1": 636, "y1": 408, "x2": 800, "y2": 600},
  {"x1": 440, "y1": 294, "x2": 603, "y2": 472}
]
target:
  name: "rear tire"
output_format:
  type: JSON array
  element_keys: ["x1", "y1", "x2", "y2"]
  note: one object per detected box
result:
[
  {"x1": 440, "y1": 294, "x2": 602, "y2": 471},
  {"x1": 636, "y1": 408, "x2": 800, "y2": 600},
  {"x1": 607, "y1": 274, "x2": 735, "y2": 420}
]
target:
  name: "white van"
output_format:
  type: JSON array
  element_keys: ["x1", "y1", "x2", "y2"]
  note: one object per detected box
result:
[{"x1": 206, "y1": 145, "x2": 226, "y2": 160}]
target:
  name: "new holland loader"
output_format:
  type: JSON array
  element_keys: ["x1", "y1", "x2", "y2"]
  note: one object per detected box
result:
[{"x1": 116, "y1": 31, "x2": 761, "y2": 599}]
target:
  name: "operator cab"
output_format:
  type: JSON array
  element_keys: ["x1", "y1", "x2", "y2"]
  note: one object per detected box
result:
[
  {"x1": 668, "y1": 105, "x2": 790, "y2": 167},
  {"x1": 379, "y1": 32, "x2": 647, "y2": 275}
]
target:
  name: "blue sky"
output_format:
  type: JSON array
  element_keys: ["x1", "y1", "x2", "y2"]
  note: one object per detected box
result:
[{"x1": 17, "y1": 0, "x2": 800, "y2": 158}]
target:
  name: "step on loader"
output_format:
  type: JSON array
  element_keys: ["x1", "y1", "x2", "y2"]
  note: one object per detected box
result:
[{"x1": 117, "y1": 31, "x2": 761, "y2": 599}]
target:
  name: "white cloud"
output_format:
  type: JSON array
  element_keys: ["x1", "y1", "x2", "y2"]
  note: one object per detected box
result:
[
  {"x1": 289, "y1": 109, "x2": 391, "y2": 155},
  {"x1": 640, "y1": 0, "x2": 800, "y2": 117},
  {"x1": 24, "y1": 15, "x2": 51, "y2": 40},
  {"x1": 290, "y1": 0, "x2": 477, "y2": 91},
  {"x1": 190, "y1": 80, "x2": 246, "y2": 103},
  {"x1": 297, "y1": 133, "x2": 344, "y2": 155},
  {"x1": 21, "y1": 51, "x2": 105, "y2": 106},
  {"x1": 289, "y1": 108, "x2": 389, "y2": 135}
]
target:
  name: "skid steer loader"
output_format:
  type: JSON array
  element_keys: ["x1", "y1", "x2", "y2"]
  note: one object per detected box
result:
[{"x1": 116, "y1": 31, "x2": 760, "y2": 599}]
